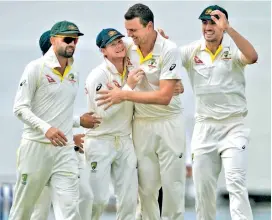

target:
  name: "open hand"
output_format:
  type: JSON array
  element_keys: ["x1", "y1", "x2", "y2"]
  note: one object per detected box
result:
[
  {"x1": 45, "y1": 127, "x2": 67, "y2": 146},
  {"x1": 96, "y1": 84, "x2": 124, "y2": 110}
]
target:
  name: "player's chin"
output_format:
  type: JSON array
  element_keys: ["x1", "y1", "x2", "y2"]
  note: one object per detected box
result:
[{"x1": 115, "y1": 51, "x2": 126, "y2": 58}]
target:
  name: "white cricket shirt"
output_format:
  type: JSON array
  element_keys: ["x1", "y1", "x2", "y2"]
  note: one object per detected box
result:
[
  {"x1": 126, "y1": 33, "x2": 183, "y2": 119},
  {"x1": 13, "y1": 47, "x2": 79, "y2": 145},
  {"x1": 180, "y1": 35, "x2": 248, "y2": 121},
  {"x1": 85, "y1": 58, "x2": 134, "y2": 137}
]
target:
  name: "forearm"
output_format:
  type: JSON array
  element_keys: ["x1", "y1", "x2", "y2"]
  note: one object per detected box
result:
[
  {"x1": 226, "y1": 26, "x2": 258, "y2": 63},
  {"x1": 14, "y1": 107, "x2": 51, "y2": 134},
  {"x1": 96, "y1": 103, "x2": 124, "y2": 119},
  {"x1": 122, "y1": 90, "x2": 172, "y2": 105}
]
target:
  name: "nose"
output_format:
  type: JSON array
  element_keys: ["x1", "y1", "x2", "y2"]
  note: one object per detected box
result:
[
  {"x1": 127, "y1": 30, "x2": 133, "y2": 37},
  {"x1": 205, "y1": 22, "x2": 213, "y2": 30}
]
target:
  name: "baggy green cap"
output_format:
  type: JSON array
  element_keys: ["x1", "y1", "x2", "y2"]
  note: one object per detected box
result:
[
  {"x1": 50, "y1": 20, "x2": 84, "y2": 36},
  {"x1": 199, "y1": 5, "x2": 228, "y2": 21}
]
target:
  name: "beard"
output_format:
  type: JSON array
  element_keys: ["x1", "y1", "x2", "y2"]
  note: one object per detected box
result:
[{"x1": 57, "y1": 46, "x2": 74, "y2": 58}]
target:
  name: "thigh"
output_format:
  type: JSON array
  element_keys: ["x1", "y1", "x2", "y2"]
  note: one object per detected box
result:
[
  {"x1": 158, "y1": 116, "x2": 186, "y2": 185},
  {"x1": 111, "y1": 138, "x2": 138, "y2": 196},
  {"x1": 78, "y1": 167, "x2": 93, "y2": 200},
  {"x1": 10, "y1": 140, "x2": 53, "y2": 220},
  {"x1": 84, "y1": 137, "x2": 114, "y2": 200},
  {"x1": 193, "y1": 150, "x2": 222, "y2": 184},
  {"x1": 221, "y1": 146, "x2": 248, "y2": 176},
  {"x1": 133, "y1": 120, "x2": 161, "y2": 193}
]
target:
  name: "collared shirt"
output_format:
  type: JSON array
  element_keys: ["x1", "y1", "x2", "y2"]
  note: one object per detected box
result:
[
  {"x1": 13, "y1": 47, "x2": 79, "y2": 144},
  {"x1": 85, "y1": 58, "x2": 134, "y2": 137},
  {"x1": 180, "y1": 35, "x2": 248, "y2": 121},
  {"x1": 125, "y1": 33, "x2": 183, "y2": 119}
]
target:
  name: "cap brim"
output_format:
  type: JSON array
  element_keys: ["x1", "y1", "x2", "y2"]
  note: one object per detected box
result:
[
  {"x1": 199, "y1": 15, "x2": 212, "y2": 20},
  {"x1": 104, "y1": 34, "x2": 125, "y2": 47},
  {"x1": 55, "y1": 31, "x2": 84, "y2": 36}
]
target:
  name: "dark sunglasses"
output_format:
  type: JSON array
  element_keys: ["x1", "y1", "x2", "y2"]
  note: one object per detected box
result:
[{"x1": 55, "y1": 35, "x2": 79, "y2": 44}]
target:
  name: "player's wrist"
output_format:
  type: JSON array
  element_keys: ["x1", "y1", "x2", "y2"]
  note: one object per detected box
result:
[
  {"x1": 225, "y1": 25, "x2": 232, "y2": 33},
  {"x1": 122, "y1": 90, "x2": 128, "y2": 101}
]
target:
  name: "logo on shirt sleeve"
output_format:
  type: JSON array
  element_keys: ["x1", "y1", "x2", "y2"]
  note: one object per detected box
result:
[
  {"x1": 169, "y1": 64, "x2": 176, "y2": 71},
  {"x1": 96, "y1": 83, "x2": 102, "y2": 91}
]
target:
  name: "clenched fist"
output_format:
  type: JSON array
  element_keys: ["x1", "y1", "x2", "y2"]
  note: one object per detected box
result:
[
  {"x1": 73, "y1": 134, "x2": 85, "y2": 153},
  {"x1": 173, "y1": 80, "x2": 184, "y2": 95},
  {"x1": 127, "y1": 68, "x2": 145, "y2": 89},
  {"x1": 80, "y1": 112, "x2": 102, "y2": 129}
]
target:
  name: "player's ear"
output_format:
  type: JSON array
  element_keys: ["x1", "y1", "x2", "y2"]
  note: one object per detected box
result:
[
  {"x1": 50, "y1": 37, "x2": 55, "y2": 45},
  {"x1": 101, "y1": 48, "x2": 107, "y2": 57},
  {"x1": 147, "y1": 21, "x2": 153, "y2": 30}
]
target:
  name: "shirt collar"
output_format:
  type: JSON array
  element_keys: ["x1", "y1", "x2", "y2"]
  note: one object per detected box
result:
[
  {"x1": 42, "y1": 46, "x2": 74, "y2": 69},
  {"x1": 104, "y1": 58, "x2": 119, "y2": 74}
]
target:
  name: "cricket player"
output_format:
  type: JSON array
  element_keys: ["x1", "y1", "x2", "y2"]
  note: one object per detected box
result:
[
  {"x1": 10, "y1": 21, "x2": 87, "y2": 220},
  {"x1": 29, "y1": 30, "x2": 95, "y2": 220},
  {"x1": 96, "y1": 4, "x2": 186, "y2": 219},
  {"x1": 177, "y1": 5, "x2": 257, "y2": 220},
  {"x1": 84, "y1": 28, "x2": 139, "y2": 220}
]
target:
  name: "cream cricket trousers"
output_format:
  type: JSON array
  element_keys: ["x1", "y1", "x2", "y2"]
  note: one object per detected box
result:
[
  {"x1": 84, "y1": 135, "x2": 138, "y2": 220},
  {"x1": 9, "y1": 139, "x2": 81, "y2": 220},
  {"x1": 191, "y1": 116, "x2": 253, "y2": 220},
  {"x1": 30, "y1": 167, "x2": 93, "y2": 220},
  {"x1": 133, "y1": 114, "x2": 186, "y2": 220}
]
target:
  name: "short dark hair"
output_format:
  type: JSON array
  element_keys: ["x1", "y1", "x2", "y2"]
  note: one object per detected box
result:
[{"x1": 124, "y1": 3, "x2": 154, "y2": 27}]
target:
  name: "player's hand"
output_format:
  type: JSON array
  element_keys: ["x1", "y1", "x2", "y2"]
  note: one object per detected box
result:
[
  {"x1": 80, "y1": 112, "x2": 101, "y2": 129},
  {"x1": 210, "y1": 10, "x2": 230, "y2": 31},
  {"x1": 96, "y1": 84, "x2": 124, "y2": 110},
  {"x1": 73, "y1": 134, "x2": 85, "y2": 153},
  {"x1": 127, "y1": 68, "x2": 145, "y2": 89},
  {"x1": 158, "y1": 28, "x2": 169, "y2": 39},
  {"x1": 173, "y1": 80, "x2": 184, "y2": 96},
  {"x1": 45, "y1": 127, "x2": 67, "y2": 146}
]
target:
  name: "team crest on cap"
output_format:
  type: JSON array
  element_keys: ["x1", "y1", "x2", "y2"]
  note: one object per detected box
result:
[
  {"x1": 205, "y1": 8, "x2": 213, "y2": 15},
  {"x1": 67, "y1": 25, "x2": 77, "y2": 30},
  {"x1": 108, "y1": 30, "x2": 117, "y2": 37}
]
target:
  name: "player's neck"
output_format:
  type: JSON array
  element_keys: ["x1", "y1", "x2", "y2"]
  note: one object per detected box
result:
[
  {"x1": 205, "y1": 37, "x2": 223, "y2": 54},
  {"x1": 139, "y1": 30, "x2": 157, "y2": 57},
  {"x1": 54, "y1": 50, "x2": 69, "y2": 75},
  {"x1": 110, "y1": 57, "x2": 125, "y2": 74}
]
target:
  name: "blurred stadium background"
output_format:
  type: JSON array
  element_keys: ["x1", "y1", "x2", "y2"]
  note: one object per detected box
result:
[{"x1": 0, "y1": 1, "x2": 270, "y2": 219}]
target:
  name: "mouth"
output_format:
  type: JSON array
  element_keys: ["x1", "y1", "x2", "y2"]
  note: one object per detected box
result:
[
  {"x1": 66, "y1": 47, "x2": 74, "y2": 52},
  {"x1": 116, "y1": 47, "x2": 125, "y2": 54},
  {"x1": 205, "y1": 31, "x2": 214, "y2": 37}
]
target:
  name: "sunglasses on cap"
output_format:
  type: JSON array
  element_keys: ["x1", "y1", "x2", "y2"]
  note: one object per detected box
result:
[{"x1": 54, "y1": 35, "x2": 79, "y2": 44}]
